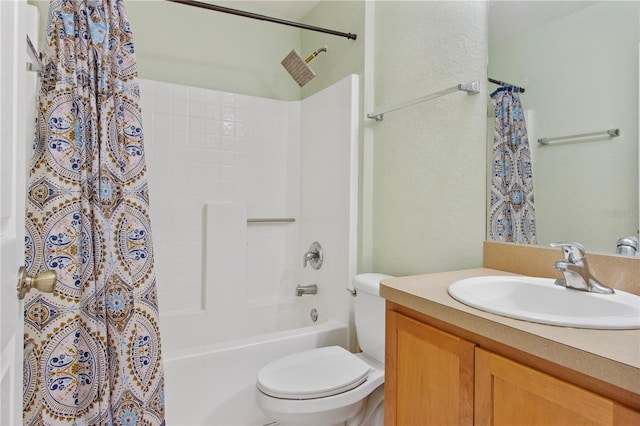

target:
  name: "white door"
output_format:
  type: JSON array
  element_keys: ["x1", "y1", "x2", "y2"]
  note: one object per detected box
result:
[{"x1": 1, "y1": 0, "x2": 30, "y2": 424}]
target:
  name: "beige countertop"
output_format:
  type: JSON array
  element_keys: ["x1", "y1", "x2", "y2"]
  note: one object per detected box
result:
[{"x1": 380, "y1": 267, "x2": 640, "y2": 398}]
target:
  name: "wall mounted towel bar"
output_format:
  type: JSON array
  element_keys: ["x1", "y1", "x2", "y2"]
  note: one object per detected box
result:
[
  {"x1": 538, "y1": 128, "x2": 620, "y2": 145},
  {"x1": 367, "y1": 81, "x2": 480, "y2": 121},
  {"x1": 247, "y1": 218, "x2": 296, "y2": 223}
]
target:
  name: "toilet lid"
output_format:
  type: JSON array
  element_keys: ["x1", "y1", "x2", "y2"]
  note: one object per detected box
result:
[{"x1": 257, "y1": 346, "x2": 371, "y2": 400}]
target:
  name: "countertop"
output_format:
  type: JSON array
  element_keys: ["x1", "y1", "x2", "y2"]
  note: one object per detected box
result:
[{"x1": 380, "y1": 267, "x2": 640, "y2": 397}]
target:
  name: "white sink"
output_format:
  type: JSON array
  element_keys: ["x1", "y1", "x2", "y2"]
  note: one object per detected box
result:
[{"x1": 448, "y1": 276, "x2": 640, "y2": 329}]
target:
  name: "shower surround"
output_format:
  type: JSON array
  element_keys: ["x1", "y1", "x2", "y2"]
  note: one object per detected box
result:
[{"x1": 138, "y1": 75, "x2": 359, "y2": 423}]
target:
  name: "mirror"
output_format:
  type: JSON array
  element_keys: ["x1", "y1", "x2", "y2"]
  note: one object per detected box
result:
[{"x1": 487, "y1": 1, "x2": 639, "y2": 254}]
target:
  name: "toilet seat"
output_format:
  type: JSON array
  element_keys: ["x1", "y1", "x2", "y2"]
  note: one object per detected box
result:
[{"x1": 257, "y1": 346, "x2": 371, "y2": 400}]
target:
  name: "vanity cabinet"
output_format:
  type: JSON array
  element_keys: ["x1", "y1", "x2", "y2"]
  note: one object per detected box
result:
[
  {"x1": 385, "y1": 310, "x2": 475, "y2": 425},
  {"x1": 475, "y1": 348, "x2": 640, "y2": 425},
  {"x1": 386, "y1": 308, "x2": 640, "y2": 426}
]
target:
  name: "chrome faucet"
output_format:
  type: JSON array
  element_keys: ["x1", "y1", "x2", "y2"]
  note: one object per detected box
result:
[
  {"x1": 295, "y1": 284, "x2": 318, "y2": 296},
  {"x1": 616, "y1": 236, "x2": 639, "y2": 257},
  {"x1": 550, "y1": 242, "x2": 614, "y2": 294}
]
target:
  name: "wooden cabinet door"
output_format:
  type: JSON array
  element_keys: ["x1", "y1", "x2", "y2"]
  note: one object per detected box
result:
[
  {"x1": 386, "y1": 310, "x2": 475, "y2": 426},
  {"x1": 475, "y1": 347, "x2": 640, "y2": 426}
]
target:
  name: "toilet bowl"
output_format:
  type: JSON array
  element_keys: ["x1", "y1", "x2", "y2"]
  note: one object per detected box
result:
[{"x1": 255, "y1": 273, "x2": 392, "y2": 426}]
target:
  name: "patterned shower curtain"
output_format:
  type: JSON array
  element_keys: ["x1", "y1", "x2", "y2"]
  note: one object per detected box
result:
[
  {"x1": 489, "y1": 87, "x2": 537, "y2": 244},
  {"x1": 23, "y1": 0, "x2": 165, "y2": 424}
]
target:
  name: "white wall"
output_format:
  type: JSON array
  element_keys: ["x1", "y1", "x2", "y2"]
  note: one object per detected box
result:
[
  {"x1": 139, "y1": 75, "x2": 359, "y2": 352},
  {"x1": 489, "y1": 1, "x2": 639, "y2": 253},
  {"x1": 299, "y1": 75, "x2": 360, "y2": 349},
  {"x1": 139, "y1": 79, "x2": 300, "y2": 350}
]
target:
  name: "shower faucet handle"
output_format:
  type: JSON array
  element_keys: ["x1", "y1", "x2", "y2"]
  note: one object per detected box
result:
[{"x1": 303, "y1": 242, "x2": 323, "y2": 270}]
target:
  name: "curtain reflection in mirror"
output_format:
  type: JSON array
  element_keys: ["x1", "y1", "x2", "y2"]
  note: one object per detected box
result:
[{"x1": 489, "y1": 87, "x2": 537, "y2": 244}]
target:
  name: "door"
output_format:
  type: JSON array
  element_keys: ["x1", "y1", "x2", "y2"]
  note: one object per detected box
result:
[{"x1": 1, "y1": 0, "x2": 31, "y2": 424}]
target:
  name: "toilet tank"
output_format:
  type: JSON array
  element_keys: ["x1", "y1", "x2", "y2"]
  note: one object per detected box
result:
[{"x1": 353, "y1": 273, "x2": 393, "y2": 365}]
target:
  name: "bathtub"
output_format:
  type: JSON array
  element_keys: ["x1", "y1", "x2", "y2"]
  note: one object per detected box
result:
[{"x1": 163, "y1": 319, "x2": 348, "y2": 425}]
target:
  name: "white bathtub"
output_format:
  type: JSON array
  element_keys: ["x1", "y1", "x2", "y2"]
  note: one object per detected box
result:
[{"x1": 163, "y1": 319, "x2": 348, "y2": 425}]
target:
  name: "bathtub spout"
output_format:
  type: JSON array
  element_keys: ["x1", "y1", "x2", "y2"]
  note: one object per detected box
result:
[{"x1": 296, "y1": 284, "x2": 318, "y2": 296}]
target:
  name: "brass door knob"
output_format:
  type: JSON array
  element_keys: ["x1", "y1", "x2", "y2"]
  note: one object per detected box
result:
[{"x1": 17, "y1": 266, "x2": 56, "y2": 300}]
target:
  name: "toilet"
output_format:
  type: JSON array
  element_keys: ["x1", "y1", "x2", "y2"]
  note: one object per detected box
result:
[{"x1": 256, "y1": 273, "x2": 392, "y2": 426}]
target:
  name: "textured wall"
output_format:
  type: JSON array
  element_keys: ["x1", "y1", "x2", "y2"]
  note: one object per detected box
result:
[{"x1": 370, "y1": 1, "x2": 488, "y2": 276}]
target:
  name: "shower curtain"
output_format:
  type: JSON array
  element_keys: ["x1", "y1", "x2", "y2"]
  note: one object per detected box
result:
[
  {"x1": 23, "y1": 0, "x2": 165, "y2": 424},
  {"x1": 489, "y1": 87, "x2": 537, "y2": 244}
]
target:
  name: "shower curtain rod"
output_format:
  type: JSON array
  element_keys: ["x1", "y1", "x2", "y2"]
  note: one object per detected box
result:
[
  {"x1": 165, "y1": 0, "x2": 357, "y2": 40},
  {"x1": 488, "y1": 77, "x2": 525, "y2": 93}
]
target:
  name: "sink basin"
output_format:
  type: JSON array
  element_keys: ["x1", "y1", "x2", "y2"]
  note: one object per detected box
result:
[{"x1": 448, "y1": 276, "x2": 640, "y2": 329}]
